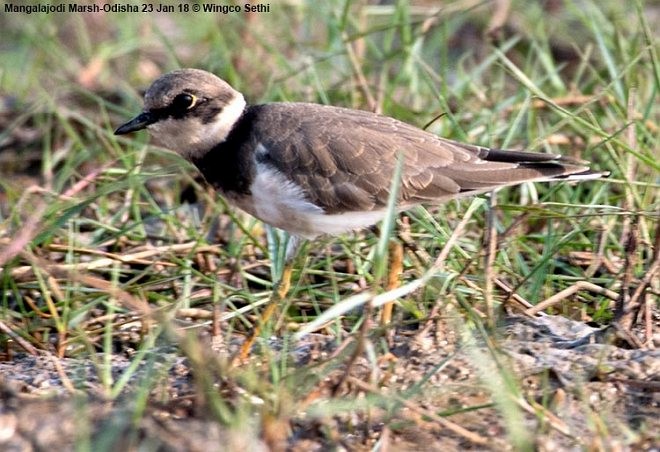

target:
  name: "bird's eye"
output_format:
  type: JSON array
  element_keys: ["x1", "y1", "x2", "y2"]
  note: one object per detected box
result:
[{"x1": 172, "y1": 93, "x2": 197, "y2": 110}]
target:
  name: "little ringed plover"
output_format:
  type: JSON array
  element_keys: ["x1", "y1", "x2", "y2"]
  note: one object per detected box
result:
[
  {"x1": 115, "y1": 68, "x2": 606, "y2": 358},
  {"x1": 115, "y1": 68, "x2": 603, "y2": 245}
]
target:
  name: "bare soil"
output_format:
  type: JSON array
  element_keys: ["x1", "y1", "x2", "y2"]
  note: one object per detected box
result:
[{"x1": 1, "y1": 313, "x2": 658, "y2": 451}]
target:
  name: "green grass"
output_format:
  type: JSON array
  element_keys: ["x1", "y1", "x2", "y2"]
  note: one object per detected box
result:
[{"x1": 0, "y1": 0, "x2": 658, "y2": 449}]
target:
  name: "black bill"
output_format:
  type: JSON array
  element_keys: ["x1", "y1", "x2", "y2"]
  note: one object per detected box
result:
[{"x1": 114, "y1": 111, "x2": 156, "y2": 135}]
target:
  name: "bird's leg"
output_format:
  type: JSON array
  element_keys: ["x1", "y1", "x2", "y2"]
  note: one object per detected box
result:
[
  {"x1": 276, "y1": 234, "x2": 302, "y2": 299},
  {"x1": 234, "y1": 234, "x2": 303, "y2": 363},
  {"x1": 380, "y1": 239, "x2": 404, "y2": 327}
]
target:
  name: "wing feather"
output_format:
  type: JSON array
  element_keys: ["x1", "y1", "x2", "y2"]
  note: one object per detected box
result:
[{"x1": 247, "y1": 103, "x2": 590, "y2": 214}]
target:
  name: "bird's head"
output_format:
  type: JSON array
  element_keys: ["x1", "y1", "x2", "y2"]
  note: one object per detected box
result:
[{"x1": 115, "y1": 68, "x2": 246, "y2": 160}]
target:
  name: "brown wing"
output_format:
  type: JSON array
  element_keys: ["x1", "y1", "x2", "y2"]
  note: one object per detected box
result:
[{"x1": 250, "y1": 103, "x2": 591, "y2": 214}]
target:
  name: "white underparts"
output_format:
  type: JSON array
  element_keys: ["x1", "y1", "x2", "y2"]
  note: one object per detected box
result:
[{"x1": 236, "y1": 149, "x2": 389, "y2": 238}]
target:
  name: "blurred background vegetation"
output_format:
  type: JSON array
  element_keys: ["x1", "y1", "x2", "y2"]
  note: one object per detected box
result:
[{"x1": 0, "y1": 0, "x2": 658, "y2": 450}]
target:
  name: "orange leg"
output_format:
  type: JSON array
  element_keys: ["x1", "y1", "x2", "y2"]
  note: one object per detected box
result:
[
  {"x1": 234, "y1": 235, "x2": 300, "y2": 364},
  {"x1": 380, "y1": 240, "x2": 404, "y2": 326},
  {"x1": 235, "y1": 265, "x2": 293, "y2": 363}
]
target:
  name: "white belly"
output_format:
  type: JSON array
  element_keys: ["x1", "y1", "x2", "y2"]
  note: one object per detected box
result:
[{"x1": 231, "y1": 164, "x2": 387, "y2": 238}]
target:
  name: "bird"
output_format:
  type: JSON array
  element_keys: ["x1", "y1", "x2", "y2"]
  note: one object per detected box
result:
[{"x1": 115, "y1": 68, "x2": 605, "y2": 357}]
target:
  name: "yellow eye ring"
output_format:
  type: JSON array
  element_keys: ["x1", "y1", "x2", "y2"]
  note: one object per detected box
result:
[
  {"x1": 173, "y1": 93, "x2": 198, "y2": 110},
  {"x1": 186, "y1": 94, "x2": 198, "y2": 109}
]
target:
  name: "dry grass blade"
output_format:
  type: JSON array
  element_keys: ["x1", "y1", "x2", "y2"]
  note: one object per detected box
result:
[
  {"x1": 484, "y1": 194, "x2": 498, "y2": 327},
  {"x1": 0, "y1": 320, "x2": 39, "y2": 356},
  {"x1": 485, "y1": 0, "x2": 511, "y2": 39},
  {"x1": 0, "y1": 1, "x2": 656, "y2": 449},
  {"x1": 525, "y1": 281, "x2": 619, "y2": 316},
  {"x1": 7, "y1": 242, "x2": 223, "y2": 278}
]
